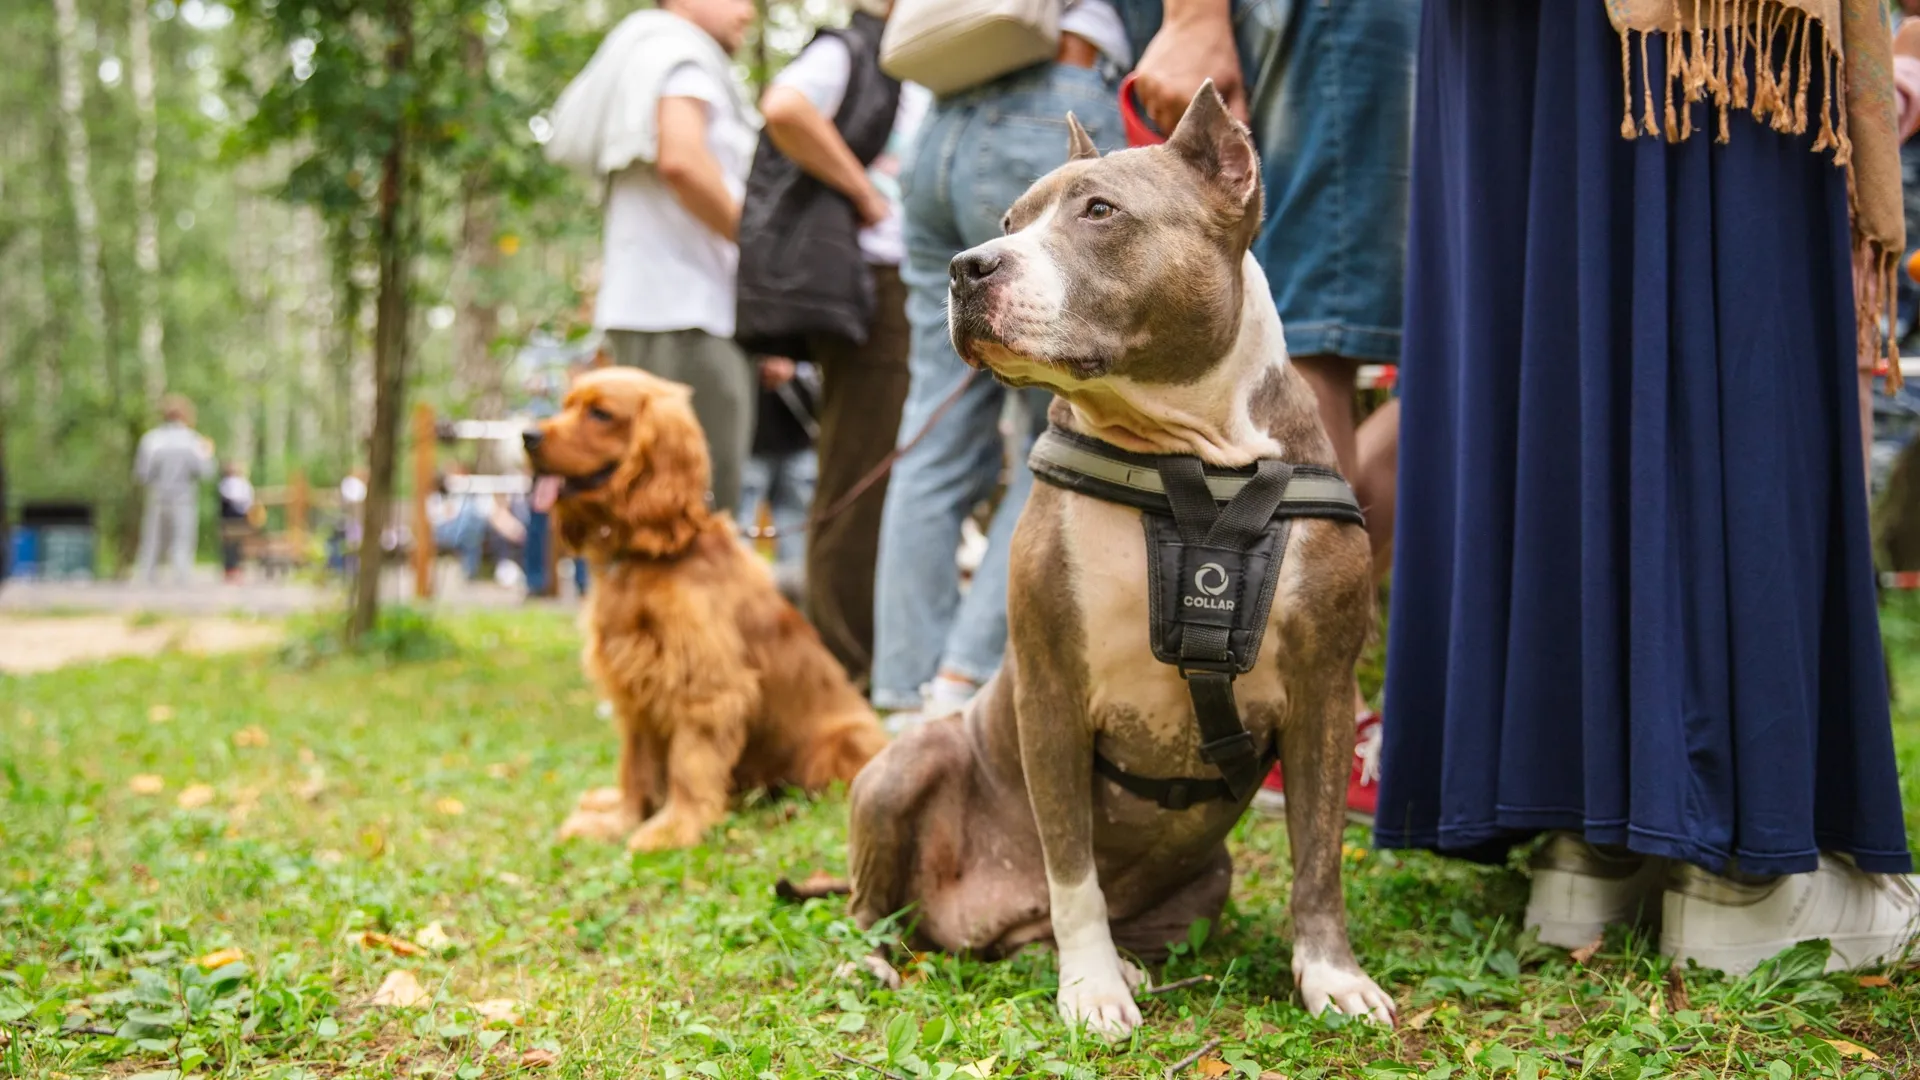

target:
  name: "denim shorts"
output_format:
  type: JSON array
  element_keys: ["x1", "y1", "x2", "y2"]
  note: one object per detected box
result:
[{"x1": 1112, "y1": 0, "x2": 1418, "y2": 363}]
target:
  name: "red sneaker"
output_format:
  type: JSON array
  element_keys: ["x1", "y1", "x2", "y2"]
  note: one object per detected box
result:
[{"x1": 1251, "y1": 710, "x2": 1381, "y2": 825}]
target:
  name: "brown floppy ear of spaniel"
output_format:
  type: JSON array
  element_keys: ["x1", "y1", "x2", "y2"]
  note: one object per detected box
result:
[{"x1": 612, "y1": 388, "x2": 712, "y2": 558}]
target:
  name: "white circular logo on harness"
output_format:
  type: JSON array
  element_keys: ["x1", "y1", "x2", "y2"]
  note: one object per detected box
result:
[{"x1": 1194, "y1": 562, "x2": 1230, "y2": 596}]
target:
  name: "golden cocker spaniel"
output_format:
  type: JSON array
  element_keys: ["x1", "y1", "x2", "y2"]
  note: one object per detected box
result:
[{"x1": 526, "y1": 367, "x2": 886, "y2": 851}]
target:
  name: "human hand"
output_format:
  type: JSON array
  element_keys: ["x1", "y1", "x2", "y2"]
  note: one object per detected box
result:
[
  {"x1": 855, "y1": 185, "x2": 892, "y2": 229},
  {"x1": 759, "y1": 356, "x2": 797, "y2": 389},
  {"x1": 1898, "y1": 16, "x2": 1920, "y2": 62},
  {"x1": 1131, "y1": 6, "x2": 1249, "y2": 137}
]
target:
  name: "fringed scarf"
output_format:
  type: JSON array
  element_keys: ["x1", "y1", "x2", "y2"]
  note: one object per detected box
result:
[{"x1": 1608, "y1": 0, "x2": 1904, "y2": 386}]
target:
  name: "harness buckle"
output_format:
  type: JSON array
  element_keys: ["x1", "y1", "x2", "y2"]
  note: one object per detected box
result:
[
  {"x1": 1162, "y1": 781, "x2": 1193, "y2": 811},
  {"x1": 1197, "y1": 730, "x2": 1256, "y2": 766},
  {"x1": 1177, "y1": 659, "x2": 1236, "y2": 679}
]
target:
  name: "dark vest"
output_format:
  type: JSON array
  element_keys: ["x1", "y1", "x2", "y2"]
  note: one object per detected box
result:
[{"x1": 734, "y1": 12, "x2": 902, "y2": 361}]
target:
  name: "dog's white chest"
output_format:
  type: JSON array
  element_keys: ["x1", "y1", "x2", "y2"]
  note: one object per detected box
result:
[{"x1": 1060, "y1": 494, "x2": 1289, "y2": 742}]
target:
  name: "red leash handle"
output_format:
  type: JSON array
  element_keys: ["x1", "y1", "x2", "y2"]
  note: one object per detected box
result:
[{"x1": 1118, "y1": 73, "x2": 1166, "y2": 147}]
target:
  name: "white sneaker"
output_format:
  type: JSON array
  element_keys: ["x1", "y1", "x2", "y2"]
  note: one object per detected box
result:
[
  {"x1": 1661, "y1": 855, "x2": 1920, "y2": 976},
  {"x1": 879, "y1": 676, "x2": 978, "y2": 736},
  {"x1": 1524, "y1": 833, "x2": 1667, "y2": 949}
]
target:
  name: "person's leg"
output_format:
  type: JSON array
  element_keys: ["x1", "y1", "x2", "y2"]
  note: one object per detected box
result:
[
  {"x1": 871, "y1": 95, "x2": 1009, "y2": 712},
  {"x1": 770, "y1": 449, "x2": 815, "y2": 568},
  {"x1": 924, "y1": 63, "x2": 1130, "y2": 692},
  {"x1": 166, "y1": 496, "x2": 197, "y2": 584},
  {"x1": 737, "y1": 454, "x2": 772, "y2": 536},
  {"x1": 134, "y1": 493, "x2": 163, "y2": 582},
  {"x1": 804, "y1": 267, "x2": 912, "y2": 682},
  {"x1": 606, "y1": 329, "x2": 757, "y2": 513}
]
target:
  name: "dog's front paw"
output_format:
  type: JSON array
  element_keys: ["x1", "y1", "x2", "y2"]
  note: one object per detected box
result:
[
  {"x1": 626, "y1": 813, "x2": 707, "y2": 852},
  {"x1": 1296, "y1": 958, "x2": 1396, "y2": 1026},
  {"x1": 1057, "y1": 956, "x2": 1142, "y2": 1039},
  {"x1": 574, "y1": 786, "x2": 625, "y2": 814}
]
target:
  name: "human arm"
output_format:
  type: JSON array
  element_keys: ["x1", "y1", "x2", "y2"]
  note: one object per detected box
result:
[
  {"x1": 656, "y1": 95, "x2": 741, "y2": 242},
  {"x1": 1896, "y1": 18, "x2": 1920, "y2": 141},
  {"x1": 1129, "y1": 0, "x2": 1247, "y2": 136},
  {"x1": 760, "y1": 86, "x2": 891, "y2": 226}
]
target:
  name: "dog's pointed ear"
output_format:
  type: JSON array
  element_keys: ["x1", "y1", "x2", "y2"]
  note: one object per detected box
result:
[
  {"x1": 1165, "y1": 80, "x2": 1258, "y2": 210},
  {"x1": 1065, "y1": 112, "x2": 1099, "y2": 161}
]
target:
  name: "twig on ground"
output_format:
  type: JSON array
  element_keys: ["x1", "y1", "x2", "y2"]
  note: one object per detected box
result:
[
  {"x1": 1145, "y1": 974, "x2": 1214, "y2": 997},
  {"x1": 62, "y1": 1025, "x2": 118, "y2": 1037},
  {"x1": 1541, "y1": 1050, "x2": 1584, "y2": 1069},
  {"x1": 1163, "y1": 1037, "x2": 1222, "y2": 1079},
  {"x1": 776, "y1": 875, "x2": 852, "y2": 902},
  {"x1": 831, "y1": 1049, "x2": 909, "y2": 1080}
]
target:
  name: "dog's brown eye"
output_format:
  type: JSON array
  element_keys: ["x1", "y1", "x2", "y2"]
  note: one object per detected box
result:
[
  {"x1": 587, "y1": 405, "x2": 614, "y2": 423},
  {"x1": 1000, "y1": 213, "x2": 1012, "y2": 234},
  {"x1": 1083, "y1": 198, "x2": 1117, "y2": 221}
]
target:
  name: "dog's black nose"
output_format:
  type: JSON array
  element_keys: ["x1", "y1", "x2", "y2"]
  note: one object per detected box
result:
[
  {"x1": 522, "y1": 428, "x2": 543, "y2": 453},
  {"x1": 950, "y1": 249, "x2": 1003, "y2": 289}
]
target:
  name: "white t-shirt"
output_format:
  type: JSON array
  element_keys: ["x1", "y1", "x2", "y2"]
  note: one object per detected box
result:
[
  {"x1": 1062, "y1": 0, "x2": 1132, "y2": 68},
  {"x1": 772, "y1": 37, "x2": 930, "y2": 267},
  {"x1": 594, "y1": 63, "x2": 756, "y2": 337}
]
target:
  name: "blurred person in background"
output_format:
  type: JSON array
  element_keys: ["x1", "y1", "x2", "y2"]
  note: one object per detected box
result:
[
  {"x1": 546, "y1": 0, "x2": 761, "y2": 512},
  {"x1": 217, "y1": 462, "x2": 254, "y2": 584},
  {"x1": 739, "y1": 0, "x2": 926, "y2": 686},
  {"x1": 738, "y1": 356, "x2": 819, "y2": 597},
  {"x1": 132, "y1": 394, "x2": 215, "y2": 585},
  {"x1": 868, "y1": 2, "x2": 1130, "y2": 728},
  {"x1": 1111, "y1": 0, "x2": 1418, "y2": 819}
]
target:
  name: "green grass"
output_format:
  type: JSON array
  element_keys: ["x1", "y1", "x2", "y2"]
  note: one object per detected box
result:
[{"x1": 1, "y1": 609, "x2": 1917, "y2": 1080}]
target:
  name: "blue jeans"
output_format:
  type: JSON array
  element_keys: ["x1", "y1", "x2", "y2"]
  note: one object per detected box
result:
[
  {"x1": 869, "y1": 63, "x2": 1126, "y2": 710},
  {"x1": 433, "y1": 506, "x2": 486, "y2": 580},
  {"x1": 739, "y1": 449, "x2": 816, "y2": 567},
  {"x1": 1111, "y1": 0, "x2": 1417, "y2": 362}
]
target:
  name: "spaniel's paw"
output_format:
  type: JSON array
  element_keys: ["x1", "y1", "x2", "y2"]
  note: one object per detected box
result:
[
  {"x1": 556, "y1": 805, "x2": 632, "y2": 843},
  {"x1": 627, "y1": 812, "x2": 708, "y2": 852},
  {"x1": 574, "y1": 786, "x2": 625, "y2": 814}
]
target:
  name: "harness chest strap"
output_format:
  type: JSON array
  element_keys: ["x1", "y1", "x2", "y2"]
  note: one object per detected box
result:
[{"x1": 1027, "y1": 425, "x2": 1366, "y2": 811}]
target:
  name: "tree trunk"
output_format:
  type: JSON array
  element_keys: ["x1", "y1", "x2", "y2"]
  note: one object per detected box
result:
[
  {"x1": 452, "y1": 28, "x2": 503, "y2": 429},
  {"x1": 51, "y1": 0, "x2": 107, "y2": 389},
  {"x1": 128, "y1": 0, "x2": 167, "y2": 404},
  {"x1": 349, "y1": 1, "x2": 414, "y2": 642}
]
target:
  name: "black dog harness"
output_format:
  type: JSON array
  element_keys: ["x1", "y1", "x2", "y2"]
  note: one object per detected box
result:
[{"x1": 1028, "y1": 425, "x2": 1366, "y2": 810}]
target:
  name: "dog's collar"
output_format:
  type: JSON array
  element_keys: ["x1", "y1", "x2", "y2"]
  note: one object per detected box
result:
[{"x1": 1028, "y1": 424, "x2": 1365, "y2": 526}]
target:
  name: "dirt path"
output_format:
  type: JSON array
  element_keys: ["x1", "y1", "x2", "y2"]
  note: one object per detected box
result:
[{"x1": 0, "y1": 614, "x2": 285, "y2": 674}]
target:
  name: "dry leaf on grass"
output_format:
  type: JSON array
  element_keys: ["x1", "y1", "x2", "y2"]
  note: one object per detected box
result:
[
  {"x1": 1197, "y1": 1058, "x2": 1232, "y2": 1078},
  {"x1": 1259, "y1": 1074, "x2": 1288, "y2": 1080},
  {"x1": 1822, "y1": 1038, "x2": 1879, "y2": 1061},
  {"x1": 1857, "y1": 974, "x2": 1893, "y2": 988},
  {"x1": 128, "y1": 774, "x2": 165, "y2": 795},
  {"x1": 232, "y1": 725, "x2": 269, "y2": 748},
  {"x1": 472, "y1": 998, "x2": 521, "y2": 1026},
  {"x1": 1403, "y1": 1006, "x2": 1437, "y2": 1030},
  {"x1": 485, "y1": 762, "x2": 514, "y2": 780},
  {"x1": 414, "y1": 922, "x2": 455, "y2": 951},
  {"x1": 369, "y1": 969, "x2": 429, "y2": 1008},
  {"x1": 195, "y1": 948, "x2": 246, "y2": 969},
  {"x1": 147, "y1": 705, "x2": 175, "y2": 724},
  {"x1": 520, "y1": 1048, "x2": 558, "y2": 1069},
  {"x1": 435, "y1": 797, "x2": 466, "y2": 816},
  {"x1": 358, "y1": 931, "x2": 426, "y2": 957},
  {"x1": 176, "y1": 784, "x2": 216, "y2": 809},
  {"x1": 956, "y1": 1056, "x2": 997, "y2": 1078},
  {"x1": 1569, "y1": 936, "x2": 1603, "y2": 965},
  {"x1": 295, "y1": 770, "x2": 328, "y2": 802}
]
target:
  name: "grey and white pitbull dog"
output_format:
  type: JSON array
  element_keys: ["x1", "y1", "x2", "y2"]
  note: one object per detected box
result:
[{"x1": 846, "y1": 82, "x2": 1393, "y2": 1037}]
